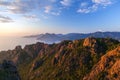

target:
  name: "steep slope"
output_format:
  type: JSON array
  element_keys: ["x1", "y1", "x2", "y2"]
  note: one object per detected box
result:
[
  {"x1": 0, "y1": 37, "x2": 119, "y2": 80},
  {"x1": 0, "y1": 60, "x2": 20, "y2": 80},
  {"x1": 84, "y1": 46, "x2": 120, "y2": 80},
  {"x1": 17, "y1": 38, "x2": 119, "y2": 80},
  {"x1": 0, "y1": 42, "x2": 48, "y2": 65}
]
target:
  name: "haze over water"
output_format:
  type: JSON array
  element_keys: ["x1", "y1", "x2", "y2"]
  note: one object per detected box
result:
[
  {"x1": 0, "y1": 0, "x2": 120, "y2": 51},
  {"x1": 0, "y1": 37, "x2": 38, "y2": 51}
]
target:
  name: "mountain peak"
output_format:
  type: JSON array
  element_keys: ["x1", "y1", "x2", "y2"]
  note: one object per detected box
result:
[
  {"x1": 0, "y1": 38, "x2": 119, "y2": 80},
  {"x1": 24, "y1": 32, "x2": 120, "y2": 44},
  {"x1": 83, "y1": 37, "x2": 97, "y2": 47}
]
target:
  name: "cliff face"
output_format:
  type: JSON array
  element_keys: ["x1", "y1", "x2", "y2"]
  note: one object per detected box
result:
[
  {"x1": 84, "y1": 46, "x2": 120, "y2": 80},
  {"x1": 83, "y1": 37, "x2": 97, "y2": 47},
  {"x1": 0, "y1": 37, "x2": 119, "y2": 80},
  {"x1": 83, "y1": 37, "x2": 98, "y2": 54}
]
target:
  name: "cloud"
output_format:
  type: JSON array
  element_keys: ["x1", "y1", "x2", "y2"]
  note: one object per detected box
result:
[
  {"x1": 0, "y1": 15, "x2": 13, "y2": 23},
  {"x1": 0, "y1": 0, "x2": 115, "y2": 15},
  {"x1": 77, "y1": 0, "x2": 112, "y2": 13},
  {"x1": 0, "y1": 0, "x2": 61, "y2": 16},
  {"x1": 0, "y1": 0, "x2": 55, "y2": 14},
  {"x1": 51, "y1": 11, "x2": 61, "y2": 16},
  {"x1": 60, "y1": 0, "x2": 72, "y2": 6},
  {"x1": 0, "y1": 1, "x2": 36, "y2": 14},
  {"x1": 77, "y1": 3, "x2": 98, "y2": 13},
  {"x1": 44, "y1": 6, "x2": 52, "y2": 13},
  {"x1": 44, "y1": 5, "x2": 61, "y2": 16},
  {"x1": 92, "y1": 0, "x2": 111, "y2": 5},
  {"x1": 23, "y1": 15, "x2": 37, "y2": 19},
  {"x1": 23, "y1": 15, "x2": 40, "y2": 21}
]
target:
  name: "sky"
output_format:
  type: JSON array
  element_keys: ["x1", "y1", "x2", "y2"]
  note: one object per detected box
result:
[{"x1": 0, "y1": 0, "x2": 120, "y2": 36}]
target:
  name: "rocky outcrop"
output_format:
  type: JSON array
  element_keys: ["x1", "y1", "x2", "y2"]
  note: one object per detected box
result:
[
  {"x1": 84, "y1": 46, "x2": 120, "y2": 80},
  {"x1": 15, "y1": 46, "x2": 22, "y2": 51},
  {"x1": 83, "y1": 37, "x2": 97, "y2": 48},
  {"x1": 109, "y1": 60, "x2": 120, "y2": 79},
  {"x1": 83, "y1": 37, "x2": 98, "y2": 54},
  {"x1": 24, "y1": 42, "x2": 46, "y2": 58},
  {"x1": 0, "y1": 37, "x2": 119, "y2": 80},
  {"x1": 0, "y1": 42, "x2": 48, "y2": 65}
]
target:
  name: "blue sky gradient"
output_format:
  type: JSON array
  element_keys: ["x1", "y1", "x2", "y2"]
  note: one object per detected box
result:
[{"x1": 0, "y1": 0, "x2": 120, "y2": 36}]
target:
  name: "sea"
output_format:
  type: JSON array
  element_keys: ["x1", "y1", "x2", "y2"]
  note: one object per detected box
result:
[{"x1": 0, "y1": 37, "x2": 39, "y2": 51}]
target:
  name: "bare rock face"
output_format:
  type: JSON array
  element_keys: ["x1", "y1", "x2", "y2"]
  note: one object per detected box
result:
[
  {"x1": 83, "y1": 37, "x2": 98, "y2": 54},
  {"x1": 24, "y1": 42, "x2": 46, "y2": 58},
  {"x1": 83, "y1": 46, "x2": 120, "y2": 80},
  {"x1": 83, "y1": 37, "x2": 97, "y2": 48},
  {"x1": 0, "y1": 37, "x2": 119, "y2": 80},
  {"x1": 109, "y1": 60, "x2": 120, "y2": 79}
]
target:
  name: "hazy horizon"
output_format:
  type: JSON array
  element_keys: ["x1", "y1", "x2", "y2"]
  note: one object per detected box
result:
[
  {"x1": 0, "y1": 1, "x2": 120, "y2": 80},
  {"x1": 1, "y1": 30, "x2": 120, "y2": 37},
  {"x1": 0, "y1": 0, "x2": 120, "y2": 50},
  {"x1": 0, "y1": 0, "x2": 120, "y2": 37}
]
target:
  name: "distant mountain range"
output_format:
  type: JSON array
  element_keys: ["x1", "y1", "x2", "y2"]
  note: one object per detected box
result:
[{"x1": 24, "y1": 32, "x2": 120, "y2": 43}]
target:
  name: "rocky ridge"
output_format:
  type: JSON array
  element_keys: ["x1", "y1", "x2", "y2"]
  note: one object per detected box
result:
[
  {"x1": 0, "y1": 37, "x2": 119, "y2": 80},
  {"x1": 84, "y1": 46, "x2": 120, "y2": 80}
]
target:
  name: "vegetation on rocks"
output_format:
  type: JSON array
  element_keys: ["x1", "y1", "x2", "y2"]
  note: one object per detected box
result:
[{"x1": 0, "y1": 37, "x2": 119, "y2": 80}]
